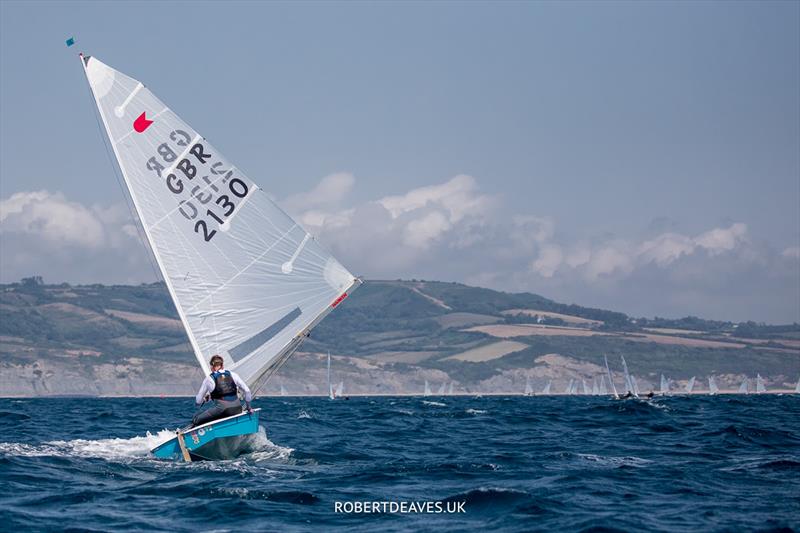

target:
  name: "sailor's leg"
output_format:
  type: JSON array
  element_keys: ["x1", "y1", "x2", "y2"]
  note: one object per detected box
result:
[
  {"x1": 219, "y1": 399, "x2": 243, "y2": 418},
  {"x1": 192, "y1": 403, "x2": 226, "y2": 427}
]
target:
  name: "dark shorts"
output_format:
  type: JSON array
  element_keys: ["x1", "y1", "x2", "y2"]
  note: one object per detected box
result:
[{"x1": 191, "y1": 399, "x2": 242, "y2": 427}]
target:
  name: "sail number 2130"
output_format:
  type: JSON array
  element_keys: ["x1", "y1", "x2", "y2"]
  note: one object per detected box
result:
[{"x1": 144, "y1": 129, "x2": 250, "y2": 243}]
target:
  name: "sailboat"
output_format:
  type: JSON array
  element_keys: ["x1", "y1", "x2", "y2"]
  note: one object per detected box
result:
[
  {"x1": 448, "y1": 382, "x2": 454, "y2": 395},
  {"x1": 708, "y1": 376, "x2": 719, "y2": 395},
  {"x1": 437, "y1": 382, "x2": 446, "y2": 395},
  {"x1": 424, "y1": 380, "x2": 432, "y2": 397},
  {"x1": 660, "y1": 374, "x2": 669, "y2": 395},
  {"x1": 604, "y1": 355, "x2": 619, "y2": 399},
  {"x1": 738, "y1": 378, "x2": 749, "y2": 394},
  {"x1": 524, "y1": 377, "x2": 533, "y2": 396},
  {"x1": 565, "y1": 379, "x2": 575, "y2": 395},
  {"x1": 280, "y1": 383, "x2": 287, "y2": 397},
  {"x1": 620, "y1": 356, "x2": 638, "y2": 398},
  {"x1": 335, "y1": 381, "x2": 344, "y2": 398},
  {"x1": 685, "y1": 376, "x2": 696, "y2": 394},
  {"x1": 327, "y1": 352, "x2": 335, "y2": 400},
  {"x1": 582, "y1": 380, "x2": 590, "y2": 395},
  {"x1": 542, "y1": 380, "x2": 552, "y2": 395},
  {"x1": 591, "y1": 377, "x2": 599, "y2": 396},
  {"x1": 79, "y1": 54, "x2": 361, "y2": 460},
  {"x1": 756, "y1": 374, "x2": 766, "y2": 394}
]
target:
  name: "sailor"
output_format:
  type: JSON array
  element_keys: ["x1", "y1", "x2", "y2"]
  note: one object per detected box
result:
[{"x1": 191, "y1": 355, "x2": 253, "y2": 427}]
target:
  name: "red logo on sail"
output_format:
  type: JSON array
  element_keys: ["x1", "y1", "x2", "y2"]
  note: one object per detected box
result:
[{"x1": 133, "y1": 112, "x2": 153, "y2": 133}]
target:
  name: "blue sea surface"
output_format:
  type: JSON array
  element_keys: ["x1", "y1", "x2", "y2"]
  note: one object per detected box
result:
[{"x1": 1, "y1": 395, "x2": 799, "y2": 532}]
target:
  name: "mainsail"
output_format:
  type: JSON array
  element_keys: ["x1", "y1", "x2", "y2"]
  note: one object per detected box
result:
[
  {"x1": 604, "y1": 355, "x2": 619, "y2": 399},
  {"x1": 756, "y1": 374, "x2": 766, "y2": 394},
  {"x1": 685, "y1": 376, "x2": 696, "y2": 394},
  {"x1": 708, "y1": 376, "x2": 719, "y2": 395},
  {"x1": 81, "y1": 55, "x2": 360, "y2": 394},
  {"x1": 524, "y1": 377, "x2": 533, "y2": 396},
  {"x1": 738, "y1": 378, "x2": 749, "y2": 394}
]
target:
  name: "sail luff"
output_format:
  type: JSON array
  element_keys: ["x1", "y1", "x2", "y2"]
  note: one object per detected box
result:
[{"x1": 80, "y1": 54, "x2": 209, "y2": 375}]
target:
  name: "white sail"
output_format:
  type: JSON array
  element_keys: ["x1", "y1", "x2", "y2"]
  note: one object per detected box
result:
[
  {"x1": 81, "y1": 55, "x2": 360, "y2": 394},
  {"x1": 565, "y1": 379, "x2": 574, "y2": 395},
  {"x1": 542, "y1": 380, "x2": 551, "y2": 395},
  {"x1": 660, "y1": 374, "x2": 669, "y2": 394},
  {"x1": 336, "y1": 381, "x2": 344, "y2": 397},
  {"x1": 424, "y1": 380, "x2": 431, "y2": 396},
  {"x1": 437, "y1": 382, "x2": 446, "y2": 395},
  {"x1": 604, "y1": 355, "x2": 619, "y2": 399},
  {"x1": 582, "y1": 380, "x2": 590, "y2": 395},
  {"x1": 738, "y1": 378, "x2": 749, "y2": 394},
  {"x1": 280, "y1": 383, "x2": 287, "y2": 396},
  {"x1": 599, "y1": 375, "x2": 608, "y2": 396},
  {"x1": 620, "y1": 356, "x2": 637, "y2": 397},
  {"x1": 708, "y1": 376, "x2": 719, "y2": 395},
  {"x1": 591, "y1": 377, "x2": 599, "y2": 396},
  {"x1": 524, "y1": 377, "x2": 533, "y2": 396},
  {"x1": 448, "y1": 382, "x2": 454, "y2": 395},
  {"x1": 756, "y1": 374, "x2": 766, "y2": 394},
  {"x1": 685, "y1": 376, "x2": 696, "y2": 394}
]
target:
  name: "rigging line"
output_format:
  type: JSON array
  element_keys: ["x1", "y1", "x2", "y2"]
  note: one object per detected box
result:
[{"x1": 82, "y1": 66, "x2": 162, "y2": 285}]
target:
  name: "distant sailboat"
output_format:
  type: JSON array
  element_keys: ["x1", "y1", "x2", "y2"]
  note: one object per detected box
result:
[
  {"x1": 327, "y1": 352, "x2": 334, "y2": 400},
  {"x1": 280, "y1": 383, "x2": 287, "y2": 396},
  {"x1": 437, "y1": 382, "x2": 446, "y2": 395},
  {"x1": 335, "y1": 381, "x2": 344, "y2": 397},
  {"x1": 591, "y1": 377, "x2": 599, "y2": 396},
  {"x1": 660, "y1": 375, "x2": 669, "y2": 395},
  {"x1": 604, "y1": 355, "x2": 619, "y2": 399},
  {"x1": 620, "y1": 356, "x2": 638, "y2": 398},
  {"x1": 448, "y1": 382, "x2": 454, "y2": 395},
  {"x1": 582, "y1": 380, "x2": 591, "y2": 395},
  {"x1": 565, "y1": 379, "x2": 574, "y2": 395},
  {"x1": 738, "y1": 378, "x2": 749, "y2": 394},
  {"x1": 524, "y1": 377, "x2": 533, "y2": 396},
  {"x1": 542, "y1": 380, "x2": 552, "y2": 395},
  {"x1": 708, "y1": 376, "x2": 719, "y2": 395},
  {"x1": 424, "y1": 380, "x2": 432, "y2": 397},
  {"x1": 756, "y1": 374, "x2": 766, "y2": 394},
  {"x1": 685, "y1": 376, "x2": 696, "y2": 394}
]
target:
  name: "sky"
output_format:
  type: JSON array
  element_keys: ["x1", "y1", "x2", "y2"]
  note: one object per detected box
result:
[{"x1": 0, "y1": 1, "x2": 798, "y2": 323}]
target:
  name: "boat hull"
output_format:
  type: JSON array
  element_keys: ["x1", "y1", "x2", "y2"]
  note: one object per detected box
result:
[{"x1": 151, "y1": 409, "x2": 261, "y2": 460}]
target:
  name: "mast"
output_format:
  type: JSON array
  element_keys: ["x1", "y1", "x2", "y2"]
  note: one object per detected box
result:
[{"x1": 79, "y1": 54, "x2": 209, "y2": 375}]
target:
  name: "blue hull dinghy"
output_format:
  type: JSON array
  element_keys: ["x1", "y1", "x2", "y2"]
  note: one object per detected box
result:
[{"x1": 151, "y1": 409, "x2": 261, "y2": 461}]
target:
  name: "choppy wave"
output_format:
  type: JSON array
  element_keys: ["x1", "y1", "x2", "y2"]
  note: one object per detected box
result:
[{"x1": 1, "y1": 395, "x2": 799, "y2": 531}]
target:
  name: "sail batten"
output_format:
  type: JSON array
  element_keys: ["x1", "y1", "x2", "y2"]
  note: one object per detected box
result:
[{"x1": 82, "y1": 55, "x2": 359, "y2": 392}]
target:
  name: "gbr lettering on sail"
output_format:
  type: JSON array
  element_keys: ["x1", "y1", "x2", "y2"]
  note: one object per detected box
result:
[{"x1": 144, "y1": 130, "x2": 250, "y2": 243}]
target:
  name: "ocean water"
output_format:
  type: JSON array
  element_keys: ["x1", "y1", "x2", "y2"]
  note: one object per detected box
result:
[{"x1": 1, "y1": 395, "x2": 799, "y2": 532}]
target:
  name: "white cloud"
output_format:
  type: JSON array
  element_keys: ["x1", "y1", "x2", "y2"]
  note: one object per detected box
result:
[
  {"x1": 0, "y1": 191, "x2": 106, "y2": 248},
  {"x1": 0, "y1": 190, "x2": 153, "y2": 284},
  {"x1": 781, "y1": 246, "x2": 800, "y2": 259},
  {"x1": 531, "y1": 245, "x2": 563, "y2": 278}
]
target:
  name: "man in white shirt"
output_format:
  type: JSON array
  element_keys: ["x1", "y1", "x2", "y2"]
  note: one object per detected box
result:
[{"x1": 190, "y1": 354, "x2": 253, "y2": 428}]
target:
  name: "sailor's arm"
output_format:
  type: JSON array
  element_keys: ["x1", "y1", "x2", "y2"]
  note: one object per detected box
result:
[
  {"x1": 195, "y1": 376, "x2": 214, "y2": 405},
  {"x1": 230, "y1": 372, "x2": 253, "y2": 405}
]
